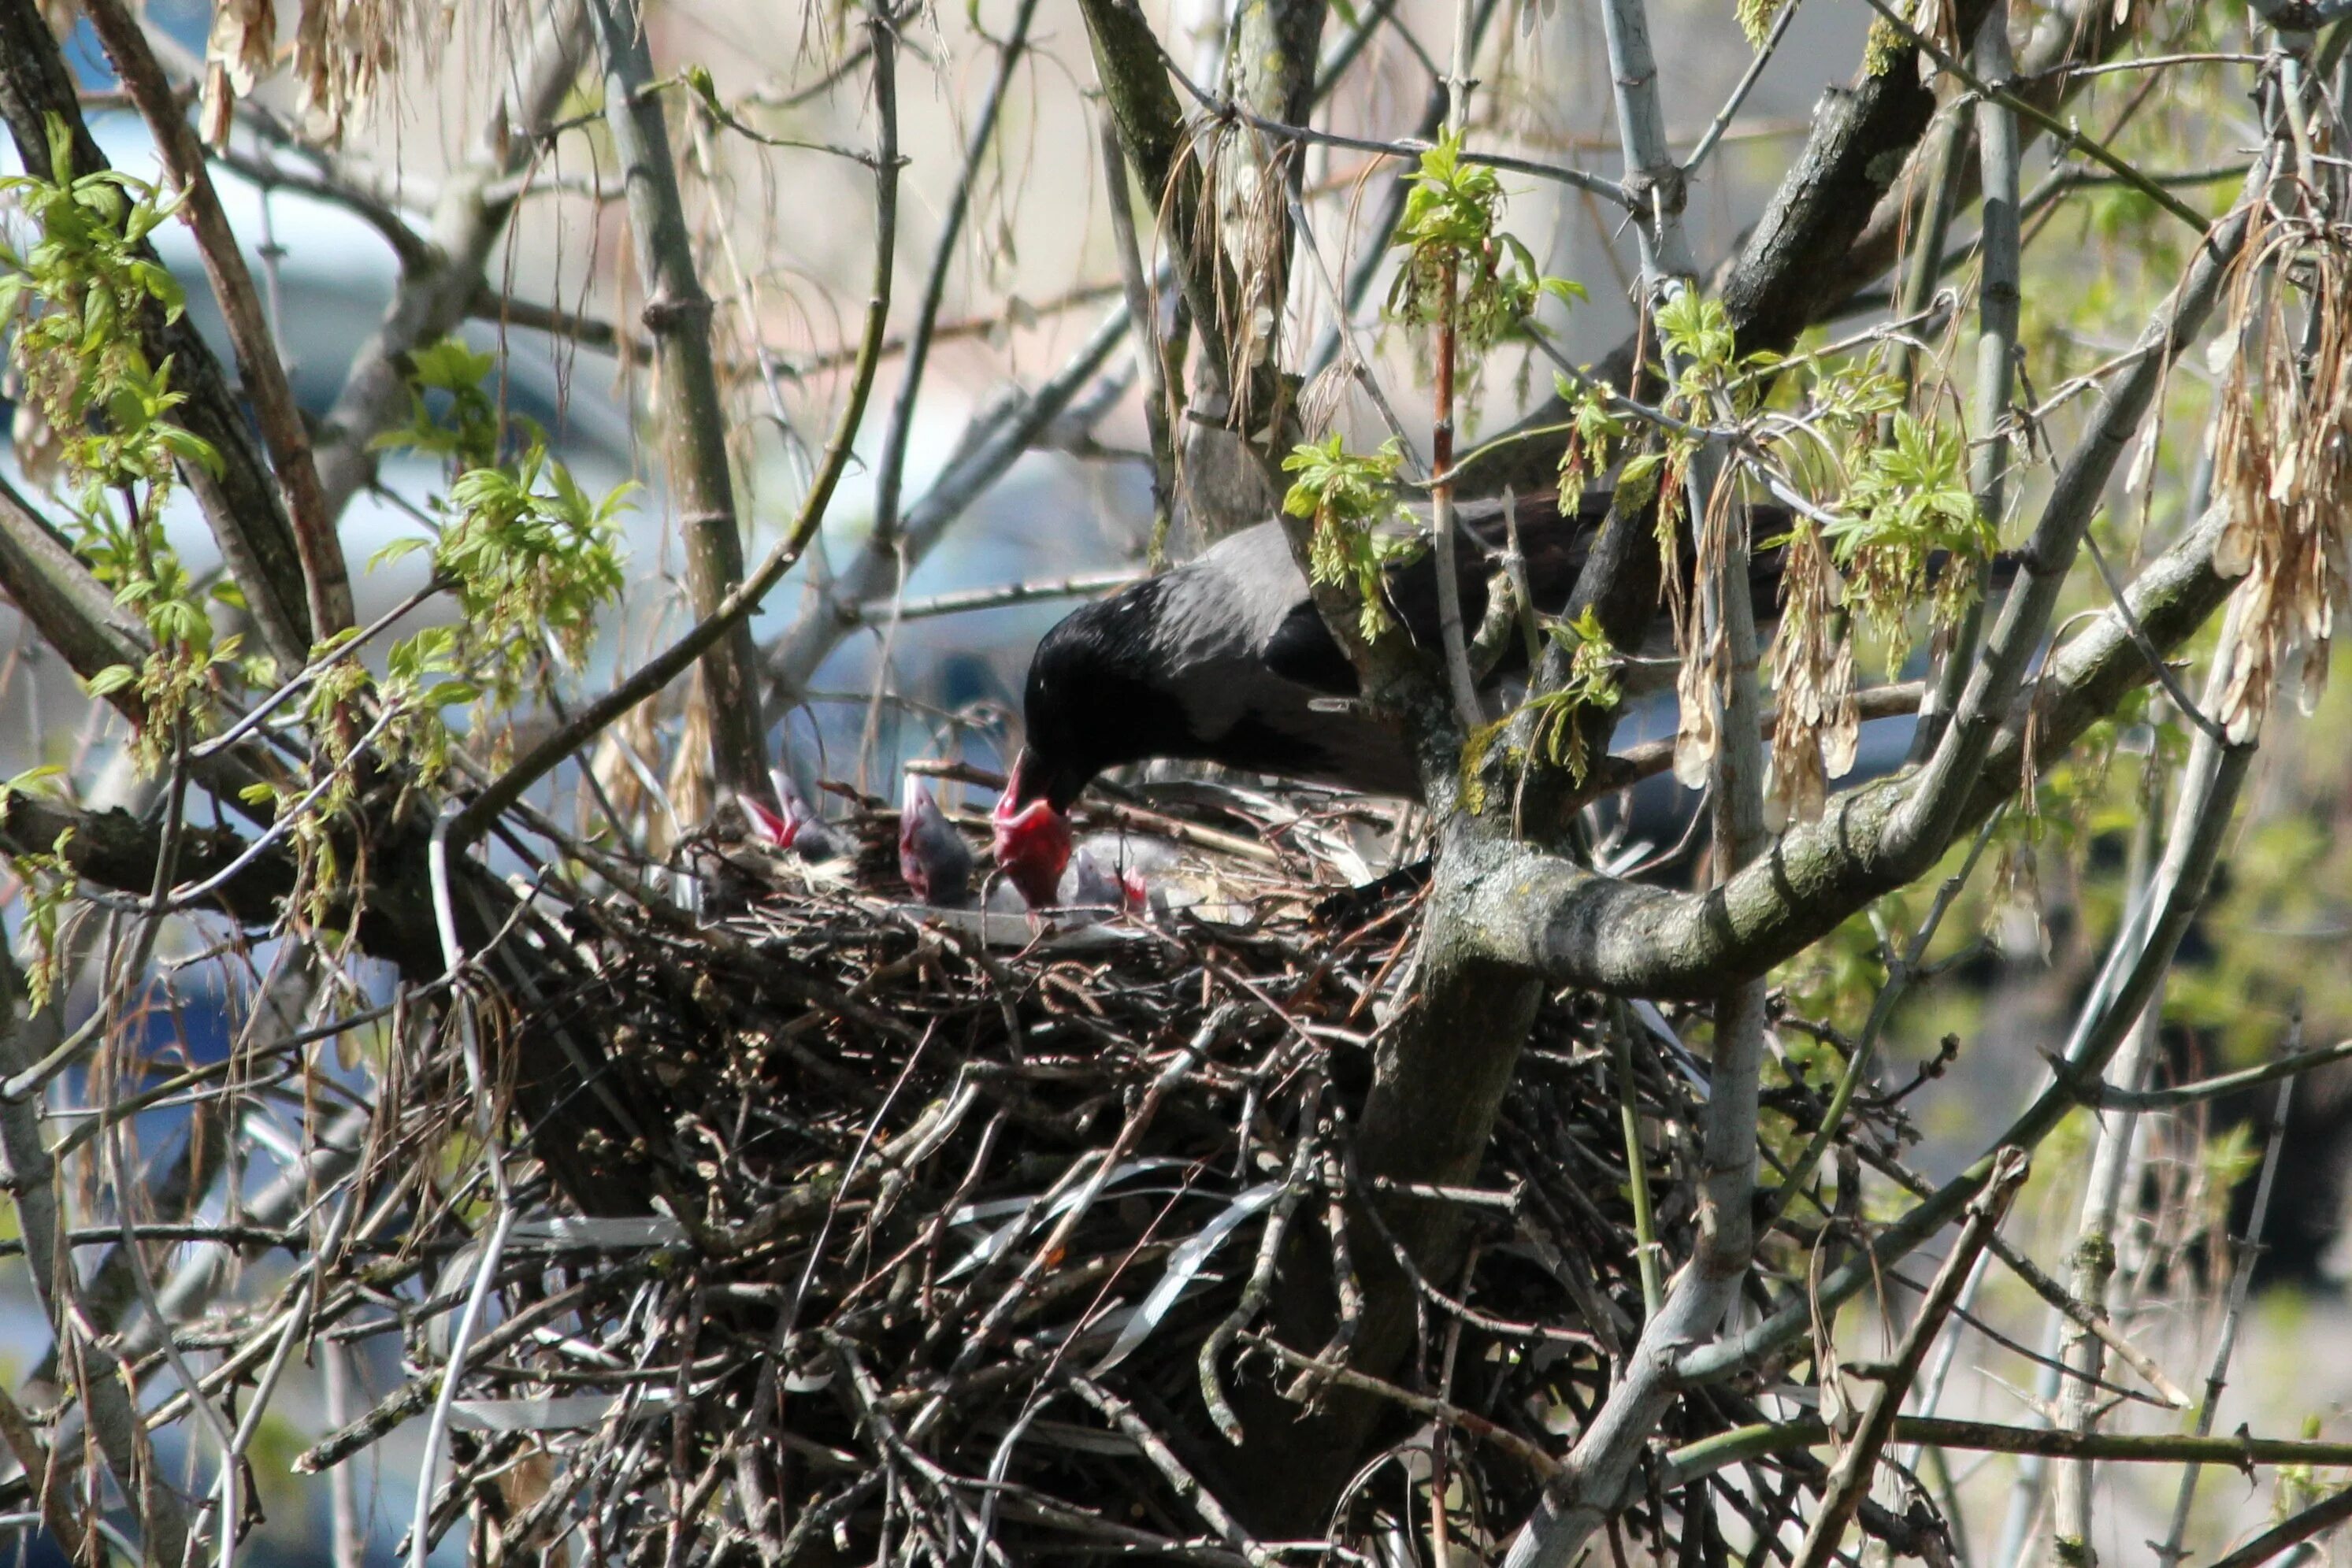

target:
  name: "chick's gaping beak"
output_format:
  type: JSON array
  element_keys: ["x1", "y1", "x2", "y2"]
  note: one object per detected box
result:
[
  {"x1": 739, "y1": 791, "x2": 792, "y2": 847},
  {"x1": 992, "y1": 752, "x2": 1074, "y2": 909}
]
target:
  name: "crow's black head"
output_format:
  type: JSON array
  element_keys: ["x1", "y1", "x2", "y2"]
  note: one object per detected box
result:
[{"x1": 1015, "y1": 581, "x2": 1192, "y2": 810}]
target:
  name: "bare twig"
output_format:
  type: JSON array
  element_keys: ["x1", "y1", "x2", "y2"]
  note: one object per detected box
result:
[
  {"x1": 458, "y1": 10, "x2": 902, "y2": 846},
  {"x1": 2154, "y1": 1015, "x2": 2302, "y2": 1566},
  {"x1": 1788, "y1": 1147, "x2": 2029, "y2": 1568},
  {"x1": 872, "y1": 0, "x2": 1042, "y2": 549}
]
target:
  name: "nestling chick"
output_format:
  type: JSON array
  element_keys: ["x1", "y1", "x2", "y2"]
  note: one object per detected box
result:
[{"x1": 898, "y1": 777, "x2": 976, "y2": 907}]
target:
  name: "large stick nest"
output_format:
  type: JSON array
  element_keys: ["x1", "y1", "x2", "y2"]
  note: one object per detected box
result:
[{"x1": 325, "y1": 781, "x2": 1927, "y2": 1566}]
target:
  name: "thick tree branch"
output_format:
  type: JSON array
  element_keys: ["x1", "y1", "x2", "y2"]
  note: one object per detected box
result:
[
  {"x1": 0, "y1": 0, "x2": 313, "y2": 666},
  {"x1": 1078, "y1": 0, "x2": 1230, "y2": 387},
  {"x1": 312, "y1": 1, "x2": 588, "y2": 519},
  {"x1": 82, "y1": 0, "x2": 354, "y2": 643},
  {"x1": 1889, "y1": 164, "x2": 2260, "y2": 867},
  {"x1": 0, "y1": 473, "x2": 152, "y2": 690},
  {"x1": 1462, "y1": 499, "x2": 2239, "y2": 996},
  {"x1": 584, "y1": 0, "x2": 769, "y2": 799},
  {"x1": 0, "y1": 473, "x2": 283, "y2": 811},
  {"x1": 1682, "y1": 654, "x2": 2254, "y2": 1389}
]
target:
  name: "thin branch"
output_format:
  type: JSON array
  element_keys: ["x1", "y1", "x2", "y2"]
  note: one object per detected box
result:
[
  {"x1": 858, "y1": 570, "x2": 1141, "y2": 624},
  {"x1": 1788, "y1": 1147, "x2": 2028, "y2": 1568},
  {"x1": 1427, "y1": 0, "x2": 1483, "y2": 728},
  {"x1": 1067, "y1": 1377, "x2": 1272, "y2": 1564},
  {"x1": 1668, "y1": 1416, "x2": 2352, "y2": 1488},
  {"x1": 2068, "y1": 1032, "x2": 2352, "y2": 1112},
  {"x1": 1681, "y1": 0, "x2": 1802, "y2": 179},
  {"x1": 1163, "y1": 73, "x2": 1632, "y2": 205},
  {"x1": 2155, "y1": 1017, "x2": 2302, "y2": 1566},
  {"x1": 761, "y1": 300, "x2": 1132, "y2": 713},
  {"x1": 1888, "y1": 158, "x2": 2262, "y2": 872},
  {"x1": 211, "y1": 139, "x2": 433, "y2": 272},
  {"x1": 1853, "y1": 0, "x2": 2208, "y2": 232},
  {"x1": 469, "y1": 286, "x2": 648, "y2": 358},
  {"x1": 2207, "y1": 1483, "x2": 2352, "y2": 1568},
  {"x1": 0, "y1": 950, "x2": 196, "y2": 1566},
  {"x1": 457, "y1": 14, "x2": 901, "y2": 847},
  {"x1": 872, "y1": 0, "x2": 1041, "y2": 548},
  {"x1": 1680, "y1": 633, "x2": 2254, "y2": 1390},
  {"x1": 1860, "y1": 1145, "x2": 2191, "y2": 1409},
  {"x1": 2053, "y1": 773, "x2": 2168, "y2": 1560}
]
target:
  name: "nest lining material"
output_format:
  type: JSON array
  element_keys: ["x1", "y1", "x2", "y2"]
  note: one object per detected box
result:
[{"x1": 327, "y1": 779, "x2": 1911, "y2": 1566}]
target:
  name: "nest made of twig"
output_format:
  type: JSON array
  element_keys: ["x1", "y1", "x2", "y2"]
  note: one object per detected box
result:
[{"x1": 325, "y1": 780, "x2": 1918, "y2": 1566}]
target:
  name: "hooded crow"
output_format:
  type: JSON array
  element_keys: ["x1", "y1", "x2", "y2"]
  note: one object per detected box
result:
[{"x1": 994, "y1": 490, "x2": 1697, "y2": 896}]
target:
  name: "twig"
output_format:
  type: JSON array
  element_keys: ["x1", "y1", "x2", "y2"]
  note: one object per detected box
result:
[
  {"x1": 762, "y1": 301, "x2": 1133, "y2": 715},
  {"x1": 1853, "y1": 0, "x2": 2208, "y2": 232},
  {"x1": 1609, "y1": 1003, "x2": 1663, "y2": 1320},
  {"x1": 1680, "y1": 0, "x2": 1801, "y2": 178},
  {"x1": 872, "y1": 0, "x2": 1041, "y2": 548},
  {"x1": 1159, "y1": 65, "x2": 1630, "y2": 206},
  {"x1": 1244, "y1": 1332, "x2": 1558, "y2": 1477},
  {"x1": 2064, "y1": 1032, "x2": 2352, "y2": 1111},
  {"x1": 414, "y1": 806, "x2": 521, "y2": 1568},
  {"x1": 2206, "y1": 1481, "x2": 2352, "y2": 1568},
  {"x1": 1788, "y1": 1146, "x2": 2028, "y2": 1568},
  {"x1": 1861, "y1": 1146, "x2": 2191, "y2": 1410},
  {"x1": 212, "y1": 139, "x2": 432, "y2": 271},
  {"x1": 458, "y1": 9, "x2": 900, "y2": 847},
  {"x1": 764, "y1": 279, "x2": 1126, "y2": 380},
  {"x1": 857, "y1": 570, "x2": 1141, "y2": 625},
  {"x1": 2081, "y1": 533, "x2": 2227, "y2": 742},
  {"x1": 1766, "y1": 806, "x2": 2004, "y2": 1230},
  {"x1": 1198, "y1": 1082, "x2": 1323, "y2": 1441},
  {"x1": 468, "y1": 286, "x2": 649, "y2": 358},
  {"x1": 2154, "y1": 1012, "x2": 2302, "y2": 1567},
  {"x1": 959, "y1": 1009, "x2": 1234, "y2": 1369},
  {"x1": 1067, "y1": 1377, "x2": 1273, "y2": 1565},
  {"x1": 1668, "y1": 1416, "x2": 2352, "y2": 1487}
]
